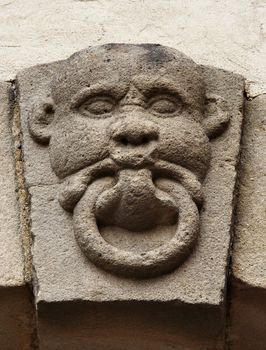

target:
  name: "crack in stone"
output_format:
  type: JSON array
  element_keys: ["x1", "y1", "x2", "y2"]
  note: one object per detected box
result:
[
  {"x1": 224, "y1": 94, "x2": 246, "y2": 350},
  {"x1": 10, "y1": 81, "x2": 32, "y2": 284},
  {"x1": 9, "y1": 80, "x2": 39, "y2": 349}
]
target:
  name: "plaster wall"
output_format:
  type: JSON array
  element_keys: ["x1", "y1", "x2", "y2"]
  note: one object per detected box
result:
[{"x1": 0, "y1": 0, "x2": 265, "y2": 96}]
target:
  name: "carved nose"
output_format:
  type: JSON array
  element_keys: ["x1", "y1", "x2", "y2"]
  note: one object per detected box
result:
[{"x1": 111, "y1": 119, "x2": 159, "y2": 146}]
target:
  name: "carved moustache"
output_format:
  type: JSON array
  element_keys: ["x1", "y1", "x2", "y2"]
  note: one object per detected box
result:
[{"x1": 58, "y1": 158, "x2": 203, "y2": 213}]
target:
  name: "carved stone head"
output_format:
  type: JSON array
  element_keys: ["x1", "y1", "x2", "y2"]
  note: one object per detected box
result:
[{"x1": 28, "y1": 44, "x2": 229, "y2": 278}]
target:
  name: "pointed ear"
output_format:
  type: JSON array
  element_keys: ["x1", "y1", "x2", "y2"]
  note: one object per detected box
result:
[
  {"x1": 28, "y1": 97, "x2": 55, "y2": 144},
  {"x1": 202, "y1": 93, "x2": 230, "y2": 139}
]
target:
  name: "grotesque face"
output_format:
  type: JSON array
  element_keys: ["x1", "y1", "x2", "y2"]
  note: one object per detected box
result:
[{"x1": 29, "y1": 44, "x2": 229, "y2": 278}]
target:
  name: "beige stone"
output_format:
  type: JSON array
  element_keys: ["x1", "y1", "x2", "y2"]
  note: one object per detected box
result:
[
  {"x1": 17, "y1": 44, "x2": 244, "y2": 348},
  {"x1": 0, "y1": 82, "x2": 23, "y2": 286},
  {"x1": 0, "y1": 82, "x2": 33, "y2": 349},
  {"x1": 229, "y1": 95, "x2": 266, "y2": 350}
]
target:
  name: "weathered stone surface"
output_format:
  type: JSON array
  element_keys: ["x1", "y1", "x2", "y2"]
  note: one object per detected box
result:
[
  {"x1": 17, "y1": 62, "x2": 60, "y2": 187},
  {"x1": 18, "y1": 44, "x2": 244, "y2": 304},
  {"x1": 18, "y1": 44, "x2": 244, "y2": 348},
  {"x1": 232, "y1": 95, "x2": 266, "y2": 289},
  {"x1": 0, "y1": 82, "x2": 23, "y2": 286},
  {"x1": 229, "y1": 95, "x2": 266, "y2": 349},
  {"x1": 0, "y1": 82, "x2": 33, "y2": 349}
]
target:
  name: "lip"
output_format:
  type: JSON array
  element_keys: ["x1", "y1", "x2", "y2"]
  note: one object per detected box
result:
[
  {"x1": 110, "y1": 151, "x2": 155, "y2": 168},
  {"x1": 109, "y1": 141, "x2": 158, "y2": 169},
  {"x1": 59, "y1": 156, "x2": 203, "y2": 214}
]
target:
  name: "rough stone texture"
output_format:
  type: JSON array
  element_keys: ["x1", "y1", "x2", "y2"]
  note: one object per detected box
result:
[
  {"x1": 229, "y1": 95, "x2": 266, "y2": 350},
  {"x1": 0, "y1": 82, "x2": 23, "y2": 286},
  {"x1": 0, "y1": 82, "x2": 33, "y2": 349},
  {"x1": 18, "y1": 44, "x2": 244, "y2": 303},
  {"x1": 233, "y1": 95, "x2": 266, "y2": 289},
  {"x1": 16, "y1": 62, "x2": 60, "y2": 187},
  {"x1": 0, "y1": 0, "x2": 265, "y2": 93},
  {"x1": 0, "y1": 1, "x2": 264, "y2": 347},
  {"x1": 17, "y1": 45, "x2": 244, "y2": 348}
]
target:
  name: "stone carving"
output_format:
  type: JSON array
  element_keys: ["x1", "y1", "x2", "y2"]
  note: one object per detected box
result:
[{"x1": 27, "y1": 44, "x2": 230, "y2": 278}]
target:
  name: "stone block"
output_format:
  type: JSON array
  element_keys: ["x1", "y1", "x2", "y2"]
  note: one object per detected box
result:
[
  {"x1": 229, "y1": 95, "x2": 266, "y2": 350},
  {"x1": 0, "y1": 82, "x2": 23, "y2": 287},
  {"x1": 17, "y1": 44, "x2": 244, "y2": 348},
  {"x1": 0, "y1": 82, "x2": 33, "y2": 349}
]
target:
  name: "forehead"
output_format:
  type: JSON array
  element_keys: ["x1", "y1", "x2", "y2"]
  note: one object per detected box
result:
[{"x1": 51, "y1": 44, "x2": 205, "y2": 106}]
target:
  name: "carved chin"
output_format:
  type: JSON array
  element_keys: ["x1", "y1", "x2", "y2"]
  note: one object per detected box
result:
[{"x1": 72, "y1": 168, "x2": 200, "y2": 278}]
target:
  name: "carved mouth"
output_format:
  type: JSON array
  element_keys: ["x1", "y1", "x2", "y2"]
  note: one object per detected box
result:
[
  {"x1": 72, "y1": 173, "x2": 200, "y2": 278},
  {"x1": 58, "y1": 158, "x2": 203, "y2": 212},
  {"x1": 58, "y1": 157, "x2": 202, "y2": 278}
]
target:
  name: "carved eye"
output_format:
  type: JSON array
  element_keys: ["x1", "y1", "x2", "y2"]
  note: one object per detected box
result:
[
  {"x1": 79, "y1": 96, "x2": 115, "y2": 116},
  {"x1": 148, "y1": 96, "x2": 182, "y2": 115}
]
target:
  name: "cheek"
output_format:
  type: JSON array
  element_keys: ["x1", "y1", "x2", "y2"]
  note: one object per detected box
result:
[
  {"x1": 49, "y1": 117, "x2": 109, "y2": 178},
  {"x1": 156, "y1": 119, "x2": 211, "y2": 179}
]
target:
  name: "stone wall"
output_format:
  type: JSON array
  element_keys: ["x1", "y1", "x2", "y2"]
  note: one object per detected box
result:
[{"x1": 0, "y1": 1, "x2": 265, "y2": 349}]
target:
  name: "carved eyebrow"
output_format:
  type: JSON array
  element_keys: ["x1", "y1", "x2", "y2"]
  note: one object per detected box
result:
[
  {"x1": 133, "y1": 77, "x2": 193, "y2": 105},
  {"x1": 70, "y1": 82, "x2": 128, "y2": 109}
]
